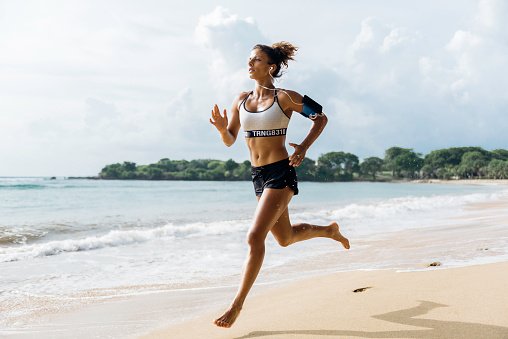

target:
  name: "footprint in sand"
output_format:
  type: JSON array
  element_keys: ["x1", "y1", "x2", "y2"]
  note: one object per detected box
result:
[{"x1": 353, "y1": 287, "x2": 372, "y2": 293}]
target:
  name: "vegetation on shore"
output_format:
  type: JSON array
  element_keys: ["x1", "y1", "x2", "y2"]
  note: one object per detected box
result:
[{"x1": 98, "y1": 147, "x2": 508, "y2": 181}]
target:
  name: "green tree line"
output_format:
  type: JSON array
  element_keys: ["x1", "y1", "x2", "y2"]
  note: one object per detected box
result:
[{"x1": 99, "y1": 146, "x2": 508, "y2": 181}]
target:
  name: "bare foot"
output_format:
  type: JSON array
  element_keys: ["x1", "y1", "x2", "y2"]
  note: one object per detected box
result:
[
  {"x1": 329, "y1": 222, "x2": 350, "y2": 249},
  {"x1": 214, "y1": 304, "x2": 242, "y2": 328}
]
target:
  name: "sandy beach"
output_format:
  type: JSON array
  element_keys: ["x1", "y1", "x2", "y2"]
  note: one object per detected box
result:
[
  {"x1": 144, "y1": 262, "x2": 508, "y2": 339},
  {"x1": 142, "y1": 181, "x2": 508, "y2": 339}
]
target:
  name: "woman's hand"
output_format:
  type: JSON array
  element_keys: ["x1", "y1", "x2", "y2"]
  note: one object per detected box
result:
[
  {"x1": 209, "y1": 104, "x2": 228, "y2": 134},
  {"x1": 289, "y1": 142, "x2": 307, "y2": 167}
]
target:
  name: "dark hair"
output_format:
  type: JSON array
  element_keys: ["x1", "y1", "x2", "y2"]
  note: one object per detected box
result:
[{"x1": 253, "y1": 41, "x2": 298, "y2": 78}]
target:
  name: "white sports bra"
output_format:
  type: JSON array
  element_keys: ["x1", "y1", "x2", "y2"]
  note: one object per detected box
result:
[{"x1": 239, "y1": 91, "x2": 290, "y2": 138}]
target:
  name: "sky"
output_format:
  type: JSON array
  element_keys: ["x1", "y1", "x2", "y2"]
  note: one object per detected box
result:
[{"x1": 1, "y1": 0, "x2": 507, "y2": 176}]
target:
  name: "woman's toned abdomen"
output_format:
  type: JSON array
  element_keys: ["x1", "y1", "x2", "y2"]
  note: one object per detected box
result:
[{"x1": 245, "y1": 136, "x2": 289, "y2": 167}]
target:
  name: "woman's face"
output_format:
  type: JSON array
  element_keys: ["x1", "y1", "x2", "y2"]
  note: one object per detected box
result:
[{"x1": 247, "y1": 49, "x2": 273, "y2": 80}]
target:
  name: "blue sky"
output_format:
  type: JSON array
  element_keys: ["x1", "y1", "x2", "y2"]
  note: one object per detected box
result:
[{"x1": 1, "y1": 0, "x2": 507, "y2": 176}]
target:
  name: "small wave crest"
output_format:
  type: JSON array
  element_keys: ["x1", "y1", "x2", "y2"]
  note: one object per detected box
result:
[
  {"x1": 295, "y1": 191, "x2": 504, "y2": 232},
  {"x1": 0, "y1": 219, "x2": 249, "y2": 262},
  {"x1": 337, "y1": 192, "x2": 494, "y2": 218}
]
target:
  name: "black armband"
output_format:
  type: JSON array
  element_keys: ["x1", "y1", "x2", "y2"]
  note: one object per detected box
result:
[{"x1": 299, "y1": 95, "x2": 323, "y2": 120}]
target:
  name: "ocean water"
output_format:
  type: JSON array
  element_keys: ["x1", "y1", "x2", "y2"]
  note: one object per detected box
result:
[{"x1": 1, "y1": 177, "x2": 507, "y2": 334}]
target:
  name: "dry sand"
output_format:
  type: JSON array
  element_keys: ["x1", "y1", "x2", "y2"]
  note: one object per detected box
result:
[{"x1": 143, "y1": 262, "x2": 508, "y2": 339}]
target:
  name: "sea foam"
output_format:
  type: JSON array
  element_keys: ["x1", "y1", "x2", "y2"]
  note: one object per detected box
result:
[
  {"x1": 0, "y1": 219, "x2": 250, "y2": 262},
  {"x1": 296, "y1": 190, "x2": 504, "y2": 228}
]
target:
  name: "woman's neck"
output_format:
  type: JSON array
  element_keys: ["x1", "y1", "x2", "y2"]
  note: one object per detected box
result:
[{"x1": 253, "y1": 80, "x2": 275, "y2": 98}]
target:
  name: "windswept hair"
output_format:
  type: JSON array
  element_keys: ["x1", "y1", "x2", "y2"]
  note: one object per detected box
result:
[{"x1": 253, "y1": 41, "x2": 298, "y2": 78}]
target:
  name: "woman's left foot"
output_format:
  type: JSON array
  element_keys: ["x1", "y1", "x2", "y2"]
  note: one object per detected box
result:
[
  {"x1": 329, "y1": 222, "x2": 350, "y2": 249},
  {"x1": 214, "y1": 303, "x2": 242, "y2": 328}
]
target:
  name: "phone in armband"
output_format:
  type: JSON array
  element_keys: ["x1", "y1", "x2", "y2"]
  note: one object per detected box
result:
[{"x1": 301, "y1": 95, "x2": 323, "y2": 120}]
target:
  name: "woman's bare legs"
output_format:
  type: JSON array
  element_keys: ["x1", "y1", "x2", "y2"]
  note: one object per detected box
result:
[
  {"x1": 214, "y1": 187, "x2": 293, "y2": 328},
  {"x1": 213, "y1": 187, "x2": 350, "y2": 328},
  {"x1": 270, "y1": 208, "x2": 350, "y2": 249}
]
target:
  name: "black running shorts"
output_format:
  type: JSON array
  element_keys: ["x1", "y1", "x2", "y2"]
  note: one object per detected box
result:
[{"x1": 251, "y1": 158, "x2": 299, "y2": 197}]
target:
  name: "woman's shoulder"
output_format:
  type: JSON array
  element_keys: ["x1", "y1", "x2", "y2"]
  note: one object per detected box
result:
[
  {"x1": 231, "y1": 91, "x2": 251, "y2": 111},
  {"x1": 277, "y1": 88, "x2": 303, "y2": 111},
  {"x1": 277, "y1": 88, "x2": 300, "y2": 97},
  {"x1": 239, "y1": 90, "x2": 252, "y2": 99},
  {"x1": 243, "y1": 90, "x2": 253, "y2": 96},
  {"x1": 233, "y1": 91, "x2": 251, "y2": 103},
  {"x1": 277, "y1": 88, "x2": 303, "y2": 101}
]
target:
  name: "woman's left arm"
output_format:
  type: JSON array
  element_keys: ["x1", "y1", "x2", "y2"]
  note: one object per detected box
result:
[
  {"x1": 288, "y1": 114, "x2": 327, "y2": 167},
  {"x1": 279, "y1": 90, "x2": 328, "y2": 167}
]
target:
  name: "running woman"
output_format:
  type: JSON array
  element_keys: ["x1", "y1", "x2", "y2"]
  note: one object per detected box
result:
[{"x1": 209, "y1": 41, "x2": 350, "y2": 328}]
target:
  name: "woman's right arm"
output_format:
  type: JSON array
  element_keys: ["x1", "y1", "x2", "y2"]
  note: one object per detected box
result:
[{"x1": 209, "y1": 93, "x2": 245, "y2": 147}]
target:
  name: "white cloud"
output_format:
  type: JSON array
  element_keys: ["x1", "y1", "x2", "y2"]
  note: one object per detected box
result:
[
  {"x1": 421, "y1": 0, "x2": 508, "y2": 106},
  {"x1": 314, "y1": 1, "x2": 508, "y2": 157},
  {"x1": 342, "y1": 17, "x2": 420, "y2": 94},
  {"x1": 446, "y1": 30, "x2": 481, "y2": 52},
  {"x1": 381, "y1": 27, "x2": 415, "y2": 53},
  {"x1": 195, "y1": 7, "x2": 266, "y2": 100},
  {"x1": 475, "y1": 0, "x2": 508, "y2": 39}
]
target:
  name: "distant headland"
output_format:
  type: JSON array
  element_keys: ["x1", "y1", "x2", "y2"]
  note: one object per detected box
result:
[{"x1": 74, "y1": 146, "x2": 508, "y2": 182}]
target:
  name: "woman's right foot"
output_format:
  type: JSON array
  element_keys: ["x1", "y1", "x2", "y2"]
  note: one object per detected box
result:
[
  {"x1": 329, "y1": 222, "x2": 350, "y2": 249},
  {"x1": 213, "y1": 303, "x2": 242, "y2": 328}
]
